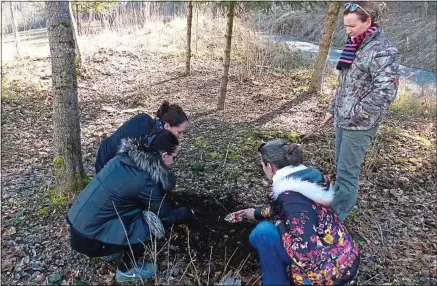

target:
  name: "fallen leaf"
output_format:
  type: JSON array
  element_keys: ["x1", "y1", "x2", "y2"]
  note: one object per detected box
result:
[
  {"x1": 34, "y1": 273, "x2": 45, "y2": 283},
  {"x1": 1, "y1": 259, "x2": 15, "y2": 271},
  {"x1": 101, "y1": 106, "x2": 117, "y2": 113},
  {"x1": 4, "y1": 227, "x2": 17, "y2": 236}
]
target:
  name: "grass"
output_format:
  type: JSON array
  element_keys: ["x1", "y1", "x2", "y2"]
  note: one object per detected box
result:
[
  {"x1": 390, "y1": 89, "x2": 436, "y2": 118},
  {"x1": 2, "y1": 30, "x2": 50, "y2": 62}
]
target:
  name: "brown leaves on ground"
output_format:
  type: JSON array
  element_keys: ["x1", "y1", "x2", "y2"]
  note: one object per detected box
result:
[{"x1": 2, "y1": 31, "x2": 436, "y2": 285}]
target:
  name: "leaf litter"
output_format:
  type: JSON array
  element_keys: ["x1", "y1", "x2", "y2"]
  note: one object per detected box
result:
[{"x1": 1, "y1": 34, "x2": 436, "y2": 285}]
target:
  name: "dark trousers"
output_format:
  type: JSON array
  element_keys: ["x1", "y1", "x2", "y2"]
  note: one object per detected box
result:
[{"x1": 69, "y1": 225, "x2": 147, "y2": 271}]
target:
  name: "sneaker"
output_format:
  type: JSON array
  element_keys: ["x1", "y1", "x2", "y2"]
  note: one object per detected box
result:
[
  {"x1": 220, "y1": 276, "x2": 242, "y2": 286},
  {"x1": 115, "y1": 262, "x2": 156, "y2": 283},
  {"x1": 100, "y1": 252, "x2": 122, "y2": 262}
]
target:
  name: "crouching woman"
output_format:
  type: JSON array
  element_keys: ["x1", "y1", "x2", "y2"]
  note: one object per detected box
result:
[
  {"x1": 66, "y1": 129, "x2": 193, "y2": 283},
  {"x1": 228, "y1": 140, "x2": 360, "y2": 285}
]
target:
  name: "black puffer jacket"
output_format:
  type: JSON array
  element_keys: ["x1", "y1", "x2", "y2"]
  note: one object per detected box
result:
[
  {"x1": 95, "y1": 114, "x2": 164, "y2": 173},
  {"x1": 67, "y1": 138, "x2": 193, "y2": 246}
]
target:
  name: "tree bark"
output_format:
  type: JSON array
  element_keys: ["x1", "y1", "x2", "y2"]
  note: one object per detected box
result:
[
  {"x1": 185, "y1": 1, "x2": 193, "y2": 75},
  {"x1": 46, "y1": 1, "x2": 86, "y2": 199},
  {"x1": 309, "y1": 1, "x2": 340, "y2": 95},
  {"x1": 9, "y1": 2, "x2": 20, "y2": 56},
  {"x1": 217, "y1": 1, "x2": 235, "y2": 110}
]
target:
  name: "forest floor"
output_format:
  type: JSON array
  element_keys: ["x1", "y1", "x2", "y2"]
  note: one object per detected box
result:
[{"x1": 1, "y1": 18, "x2": 436, "y2": 285}]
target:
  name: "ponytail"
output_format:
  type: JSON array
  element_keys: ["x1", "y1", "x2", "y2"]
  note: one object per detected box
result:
[{"x1": 156, "y1": 101, "x2": 188, "y2": 126}]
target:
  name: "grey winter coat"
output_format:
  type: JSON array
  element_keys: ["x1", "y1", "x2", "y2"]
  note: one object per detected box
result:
[
  {"x1": 328, "y1": 28, "x2": 399, "y2": 130},
  {"x1": 67, "y1": 138, "x2": 193, "y2": 246}
]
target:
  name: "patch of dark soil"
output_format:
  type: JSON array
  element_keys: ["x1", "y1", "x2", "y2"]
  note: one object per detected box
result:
[{"x1": 168, "y1": 192, "x2": 260, "y2": 281}]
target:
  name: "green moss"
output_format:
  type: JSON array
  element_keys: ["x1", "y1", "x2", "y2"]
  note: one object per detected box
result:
[
  {"x1": 392, "y1": 157, "x2": 409, "y2": 165},
  {"x1": 49, "y1": 186, "x2": 69, "y2": 208},
  {"x1": 251, "y1": 128, "x2": 284, "y2": 141},
  {"x1": 241, "y1": 145, "x2": 253, "y2": 155},
  {"x1": 228, "y1": 149, "x2": 241, "y2": 161},
  {"x1": 290, "y1": 69, "x2": 312, "y2": 81},
  {"x1": 52, "y1": 154, "x2": 87, "y2": 197},
  {"x1": 75, "y1": 57, "x2": 82, "y2": 76},
  {"x1": 209, "y1": 152, "x2": 220, "y2": 160},
  {"x1": 228, "y1": 169, "x2": 243, "y2": 179},
  {"x1": 251, "y1": 128, "x2": 302, "y2": 144},
  {"x1": 38, "y1": 207, "x2": 50, "y2": 216},
  {"x1": 286, "y1": 130, "x2": 301, "y2": 143},
  {"x1": 194, "y1": 136, "x2": 209, "y2": 149},
  {"x1": 245, "y1": 137, "x2": 257, "y2": 146},
  {"x1": 1, "y1": 67, "x2": 21, "y2": 100},
  {"x1": 53, "y1": 156, "x2": 65, "y2": 169},
  {"x1": 327, "y1": 73, "x2": 339, "y2": 87},
  {"x1": 190, "y1": 163, "x2": 205, "y2": 172},
  {"x1": 407, "y1": 166, "x2": 417, "y2": 172},
  {"x1": 82, "y1": 175, "x2": 93, "y2": 187},
  {"x1": 348, "y1": 208, "x2": 358, "y2": 218},
  {"x1": 230, "y1": 48, "x2": 246, "y2": 63},
  {"x1": 416, "y1": 136, "x2": 435, "y2": 149}
]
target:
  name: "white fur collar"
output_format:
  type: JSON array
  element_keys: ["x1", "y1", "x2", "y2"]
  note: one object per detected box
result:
[
  {"x1": 272, "y1": 165, "x2": 308, "y2": 183},
  {"x1": 271, "y1": 165, "x2": 334, "y2": 206}
]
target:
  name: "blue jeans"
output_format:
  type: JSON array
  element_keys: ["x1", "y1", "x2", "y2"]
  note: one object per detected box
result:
[{"x1": 249, "y1": 221, "x2": 292, "y2": 285}]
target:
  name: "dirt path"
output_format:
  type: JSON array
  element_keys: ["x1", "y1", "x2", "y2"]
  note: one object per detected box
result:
[{"x1": 2, "y1": 38, "x2": 436, "y2": 285}]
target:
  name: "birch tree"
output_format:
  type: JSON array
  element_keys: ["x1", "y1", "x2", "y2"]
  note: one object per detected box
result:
[{"x1": 9, "y1": 2, "x2": 20, "y2": 57}]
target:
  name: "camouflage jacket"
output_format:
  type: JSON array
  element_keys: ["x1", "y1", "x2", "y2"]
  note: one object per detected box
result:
[{"x1": 328, "y1": 29, "x2": 399, "y2": 130}]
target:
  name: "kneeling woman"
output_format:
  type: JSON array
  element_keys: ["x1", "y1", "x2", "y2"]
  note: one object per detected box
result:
[
  {"x1": 95, "y1": 101, "x2": 189, "y2": 173},
  {"x1": 227, "y1": 140, "x2": 359, "y2": 285},
  {"x1": 67, "y1": 129, "x2": 193, "y2": 283}
]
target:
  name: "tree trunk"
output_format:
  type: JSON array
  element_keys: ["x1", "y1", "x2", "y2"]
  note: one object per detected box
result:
[
  {"x1": 75, "y1": 4, "x2": 81, "y2": 35},
  {"x1": 46, "y1": 1, "x2": 86, "y2": 200},
  {"x1": 89, "y1": 8, "x2": 93, "y2": 22},
  {"x1": 185, "y1": 1, "x2": 193, "y2": 75},
  {"x1": 309, "y1": 2, "x2": 340, "y2": 95},
  {"x1": 9, "y1": 2, "x2": 20, "y2": 57},
  {"x1": 195, "y1": 4, "x2": 198, "y2": 53},
  {"x1": 217, "y1": 1, "x2": 235, "y2": 110},
  {"x1": 145, "y1": 2, "x2": 151, "y2": 18},
  {"x1": 68, "y1": 1, "x2": 83, "y2": 71}
]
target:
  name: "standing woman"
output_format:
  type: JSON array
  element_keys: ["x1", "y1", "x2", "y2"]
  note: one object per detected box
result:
[
  {"x1": 95, "y1": 101, "x2": 188, "y2": 173},
  {"x1": 324, "y1": 2, "x2": 399, "y2": 220}
]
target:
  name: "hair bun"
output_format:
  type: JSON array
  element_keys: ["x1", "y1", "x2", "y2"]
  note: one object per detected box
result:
[
  {"x1": 284, "y1": 143, "x2": 303, "y2": 166},
  {"x1": 156, "y1": 101, "x2": 170, "y2": 118},
  {"x1": 285, "y1": 143, "x2": 300, "y2": 154}
]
